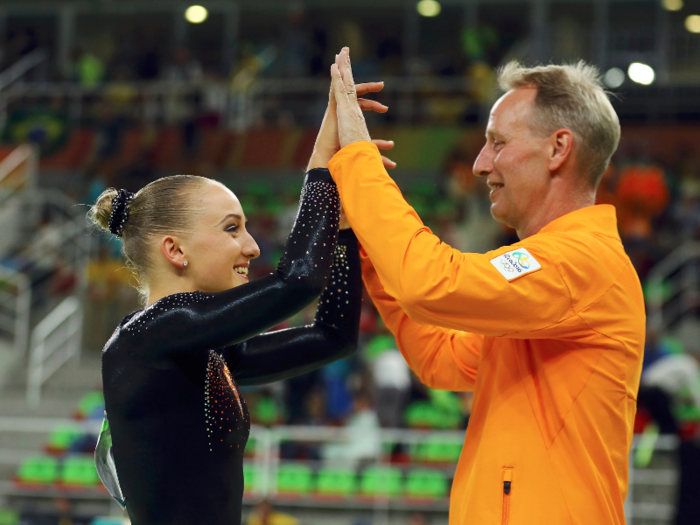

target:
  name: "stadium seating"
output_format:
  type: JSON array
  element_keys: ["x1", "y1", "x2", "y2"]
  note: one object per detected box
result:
[
  {"x1": 316, "y1": 467, "x2": 357, "y2": 496},
  {"x1": 243, "y1": 463, "x2": 260, "y2": 493},
  {"x1": 16, "y1": 456, "x2": 59, "y2": 485},
  {"x1": 359, "y1": 466, "x2": 402, "y2": 497},
  {"x1": 404, "y1": 469, "x2": 448, "y2": 499},
  {"x1": 46, "y1": 423, "x2": 83, "y2": 453},
  {"x1": 60, "y1": 455, "x2": 99, "y2": 487},
  {"x1": 276, "y1": 464, "x2": 314, "y2": 495}
]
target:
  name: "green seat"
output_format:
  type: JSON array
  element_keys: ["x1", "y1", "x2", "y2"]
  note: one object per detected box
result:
[
  {"x1": 78, "y1": 392, "x2": 104, "y2": 418},
  {"x1": 360, "y1": 466, "x2": 402, "y2": 496},
  {"x1": 48, "y1": 423, "x2": 83, "y2": 451},
  {"x1": 416, "y1": 437, "x2": 462, "y2": 463},
  {"x1": 316, "y1": 467, "x2": 356, "y2": 496},
  {"x1": 243, "y1": 462, "x2": 260, "y2": 493},
  {"x1": 0, "y1": 509, "x2": 19, "y2": 525},
  {"x1": 404, "y1": 401, "x2": 437, "y2": 429},
  {"x1": 405, "y1": 469, "x2": 448, "y2": 498},
  {"x1": 276, "y1": 464, "x2": 313, "y2": 494},
  {"x1": 61, "y1": 456, "x2": 99, "y2": 486},
  {"x1": 17, "y1": 455, "x2": 59, "y2": 484},
  {"x1": 254, "y1": 397, "x2": 278, "y2": 426}
]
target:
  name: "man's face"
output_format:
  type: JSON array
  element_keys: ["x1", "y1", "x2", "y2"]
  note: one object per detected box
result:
[{"x1": 473, "y1": 87, "x2": 552, "y2": 233}]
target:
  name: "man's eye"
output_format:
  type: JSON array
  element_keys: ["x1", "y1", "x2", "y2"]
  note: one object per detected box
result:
[
  {"x1": 493, "y1": 140, "x2": 504, "y2": 149},
  {"x1": 226, "y1": 225, "x2": 239, "y2": 233}
]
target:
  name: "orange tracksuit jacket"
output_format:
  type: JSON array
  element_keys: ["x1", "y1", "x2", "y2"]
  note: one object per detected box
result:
[{"x1": 328, "y1": 142, "x2": 646, "y2": 525}]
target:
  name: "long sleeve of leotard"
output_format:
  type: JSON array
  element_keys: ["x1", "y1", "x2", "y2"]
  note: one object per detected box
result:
[
  {"x1": 227, "y1": 228, "x2": 361, "y2": 386},
  {"x1": 124, "y1": 168, "x2": 342, "y2": 355}
]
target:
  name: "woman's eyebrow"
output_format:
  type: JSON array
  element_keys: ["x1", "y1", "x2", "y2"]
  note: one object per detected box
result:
[{"x1": 218, "y1": 213, "x2": 246, "y2": 225}]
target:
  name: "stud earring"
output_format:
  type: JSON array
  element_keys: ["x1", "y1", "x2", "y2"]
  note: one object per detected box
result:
[{"x1": 183, "y1": 261, "x2": 188, "y2": 267}]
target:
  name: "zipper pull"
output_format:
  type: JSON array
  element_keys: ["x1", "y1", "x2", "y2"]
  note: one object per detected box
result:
[{"x1": 504, "y1": 481, "x2": 511, "y2": 494}]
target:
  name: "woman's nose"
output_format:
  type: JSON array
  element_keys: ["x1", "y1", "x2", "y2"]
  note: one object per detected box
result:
[{"x1": 243, "y1": 233, "x2": 260, "y2": 260}]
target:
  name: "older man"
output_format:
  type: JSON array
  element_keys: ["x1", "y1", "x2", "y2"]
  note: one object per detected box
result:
[{"x1": 327, "y1": 48, "x2": 645, "y2": 525}]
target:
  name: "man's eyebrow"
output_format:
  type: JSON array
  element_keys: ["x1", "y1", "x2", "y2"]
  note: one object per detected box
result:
[{"x1": 218, "y1": 213, "x2": 246, "y2": 225}]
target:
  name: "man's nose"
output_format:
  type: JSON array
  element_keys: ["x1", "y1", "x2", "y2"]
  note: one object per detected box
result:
[
  {"x1": 473, "y1": 146, "x2": 493, "y2": 178},
  {"x1": 243, "y1": 233, "x2": 261, "y2": 260}
]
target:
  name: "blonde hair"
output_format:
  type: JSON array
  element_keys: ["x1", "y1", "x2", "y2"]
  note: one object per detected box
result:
[
  {"x1": 88, "y1": 175, "x2": 213, "y2": 301},
  {"x1": 498, "y1": 60, "x2": 621, "y2": 187}
]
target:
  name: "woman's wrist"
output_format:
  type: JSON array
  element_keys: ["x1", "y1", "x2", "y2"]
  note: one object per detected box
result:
[{"x1": 307, "y1": 152, "x2": 330, "y2": 171}]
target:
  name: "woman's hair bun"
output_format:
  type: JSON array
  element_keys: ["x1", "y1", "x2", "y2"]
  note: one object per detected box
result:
[{"x1": 89, "y1": 188, "x2": 119, "y2": 232}]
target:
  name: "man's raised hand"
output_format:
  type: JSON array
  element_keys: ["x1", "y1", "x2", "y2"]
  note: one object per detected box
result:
[{"x1": 307, "y1": 73, "x2": 395, "y2": 171}]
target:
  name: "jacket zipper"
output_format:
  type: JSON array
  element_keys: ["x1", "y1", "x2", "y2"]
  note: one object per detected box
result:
[{"x1": 502, "y1": 468, "x2": 513, "y2": 525}]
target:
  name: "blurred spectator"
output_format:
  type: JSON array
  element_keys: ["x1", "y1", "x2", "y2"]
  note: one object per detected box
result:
[
  {"x1": 616, "y1": 162, "x2": 670, "y2": 240},
  {"x1": 638, "y1": 332, "x2": 700, "y2": 525},
  {"x1": 246, "y1": 500, "x2": 298, "y2": 525},
  {"x1": 84, "y1": 244, "x2": 135, "y2": 351},
  {"x1": 163, "y1": 46, "x2": 203, "y2": 83},
  {"x1": 323, "y1": 391, "x2": 381, "y2": 466},
  {"x1": 365, "y1": 331, "x2": 410, "y2": 428},
  {"x1": 72, "y1": 48, "x2": 105, "y2": 89}
]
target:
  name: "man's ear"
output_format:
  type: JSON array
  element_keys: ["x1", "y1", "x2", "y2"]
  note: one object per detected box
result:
[
  {"x1": 159, "y1": 235, "x2": 187, "y2": 269},
  {"x1": 549, "y1": 128, "x2": 575, "y2": 173}
]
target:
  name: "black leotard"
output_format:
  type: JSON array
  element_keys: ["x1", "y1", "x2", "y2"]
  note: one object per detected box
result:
[{"x1": 98, "y1": 169, "x2": 361, "y2": 525}]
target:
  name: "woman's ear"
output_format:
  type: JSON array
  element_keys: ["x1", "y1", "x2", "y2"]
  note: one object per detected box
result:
[
  {"x1": 549, "y1": 128, "x2": 575, "y2": 173},
  {"x1": 159, "y1": 235, "x2": 187, "y2": 269}
]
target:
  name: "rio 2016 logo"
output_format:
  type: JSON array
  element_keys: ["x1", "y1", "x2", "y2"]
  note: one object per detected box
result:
[{"x1": 512, "y1": 252, "x2": 530, "y2": 269}]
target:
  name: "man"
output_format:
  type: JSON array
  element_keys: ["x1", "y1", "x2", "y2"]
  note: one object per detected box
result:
[{"x1": 327, "y1": 48, "x2": 645, "y2": 524}]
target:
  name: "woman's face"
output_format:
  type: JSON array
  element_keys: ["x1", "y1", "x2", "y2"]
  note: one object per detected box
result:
[{"x1": 183, "y1": 182, "x2": 260, "y2": 293}]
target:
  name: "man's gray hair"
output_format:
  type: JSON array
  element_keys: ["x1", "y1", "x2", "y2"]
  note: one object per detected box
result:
[{"x1": 498, "y1": 61, "x2": 621, "y2": 187}]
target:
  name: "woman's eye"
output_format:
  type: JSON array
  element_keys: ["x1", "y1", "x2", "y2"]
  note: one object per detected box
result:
[{"x1": 226, "y1": 225, "x2": 239, "y2": 233}]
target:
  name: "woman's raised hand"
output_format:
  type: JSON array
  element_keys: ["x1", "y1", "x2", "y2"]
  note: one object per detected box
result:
[{"x1": 307, "y1": 54, "x2": 395, "y2": 171}]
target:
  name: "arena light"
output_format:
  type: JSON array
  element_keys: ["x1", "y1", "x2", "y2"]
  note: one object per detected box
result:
[
  {"x1": 185, "y1": 5, "x2": 208, "y2": 24},
  {"x1": 662, "y1": 0, "x2": 683, "y2": 11},
  {"x1": 417, "y1": 0, "x2": 441, "y2": 17},
  {"x1": 685, "y1": 14, "x2": 700, "y2": 33},
  {"x1": 627, "y1": 63, "x2": 655, "y2": 85},
  {"x1": 603, "y1": 67, "x2": 625, "y2": 88}
]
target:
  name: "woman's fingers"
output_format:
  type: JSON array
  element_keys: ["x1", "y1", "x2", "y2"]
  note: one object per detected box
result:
[
  {"x1": 331, "y1": 64, "x2": 349, "y2": 110},
  {"x1": 359, "y1": 99, "x2": 388, "y2": 113},
  {"x1": 372, "y1": 139, "x2": 395, "y2": 150},
  {"x1": 381, "y1": 156, "x2": 397, "y2": 169}
]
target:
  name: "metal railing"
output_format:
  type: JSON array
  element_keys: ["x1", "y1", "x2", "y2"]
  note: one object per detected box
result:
[
  {"x1": 646, "y1": 242, "x2": 700, "y2": 333},
  {"x1": 0, "y1": 267, "x2": 31, "y2": 356},
  {"x1": 26, "y1": 296, "x2": 83, "y2": 407},
  {"x1": 0, "y1": 418, "x2": 679, "y2": 523}
]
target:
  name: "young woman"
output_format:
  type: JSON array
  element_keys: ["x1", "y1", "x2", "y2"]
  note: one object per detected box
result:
[{"x1": 90, "y1": 81, "x2": 393, "y2": 525}]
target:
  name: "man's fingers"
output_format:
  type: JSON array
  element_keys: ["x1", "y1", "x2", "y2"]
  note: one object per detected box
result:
[
  {"x1": 381, "y1": 156, "x2": 397, "y2": 169},
  {"x1": 356, "y1": 82, "x2": 384, "y2": 96},
  {"x1": 359, "y1": 99, "x2": 388, "y2": 113},
  {"x1": 338, "y1": 47, "x2": 357, "y2": 100},
  {"x1": 372, "y1": 139, "x2": 395, "y2": 150}
]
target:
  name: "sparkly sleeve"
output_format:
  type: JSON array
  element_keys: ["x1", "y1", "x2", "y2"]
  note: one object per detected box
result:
[
  {"x1": 124, "y1": 169, "x2": 341, "y2": 354},
  {"x1": 225, "y1": 229, "x2": 362, "y2": 386}
]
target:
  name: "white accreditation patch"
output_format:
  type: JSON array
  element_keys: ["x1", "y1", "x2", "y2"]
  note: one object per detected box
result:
[{"x1": 490, "y1": 248, "x2": 542, "y2": 281}]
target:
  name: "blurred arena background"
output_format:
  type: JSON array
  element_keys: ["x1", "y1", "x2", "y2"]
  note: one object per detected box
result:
[{"x1": 0, "y1": 0, "x2": 698, "y2": 524}]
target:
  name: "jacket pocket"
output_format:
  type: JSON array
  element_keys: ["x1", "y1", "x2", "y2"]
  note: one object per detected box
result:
[{"x1": 502, "y1": 467, "x2": 513, "y2": 525}]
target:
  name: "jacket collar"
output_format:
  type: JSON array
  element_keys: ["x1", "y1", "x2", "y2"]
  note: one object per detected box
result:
[{"x1": 537, "y1": 204, "x2": 619, "y2": 239}]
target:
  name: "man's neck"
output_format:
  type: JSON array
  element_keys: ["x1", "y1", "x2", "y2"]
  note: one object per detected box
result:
[{"x1": 516, "y1": 190, "x2": 596, "y2": 240}]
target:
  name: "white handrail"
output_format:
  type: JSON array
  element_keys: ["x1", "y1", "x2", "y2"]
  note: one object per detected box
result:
[
  {"x1": 0, "y1": 49, "x2": 48, "y2": 92},
  {"x1": 27, "y1": 296, "x2": 83, "y2": 407},
  {"x1": 646, "y1": 241, "x2": 700, "y2": 331}
]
